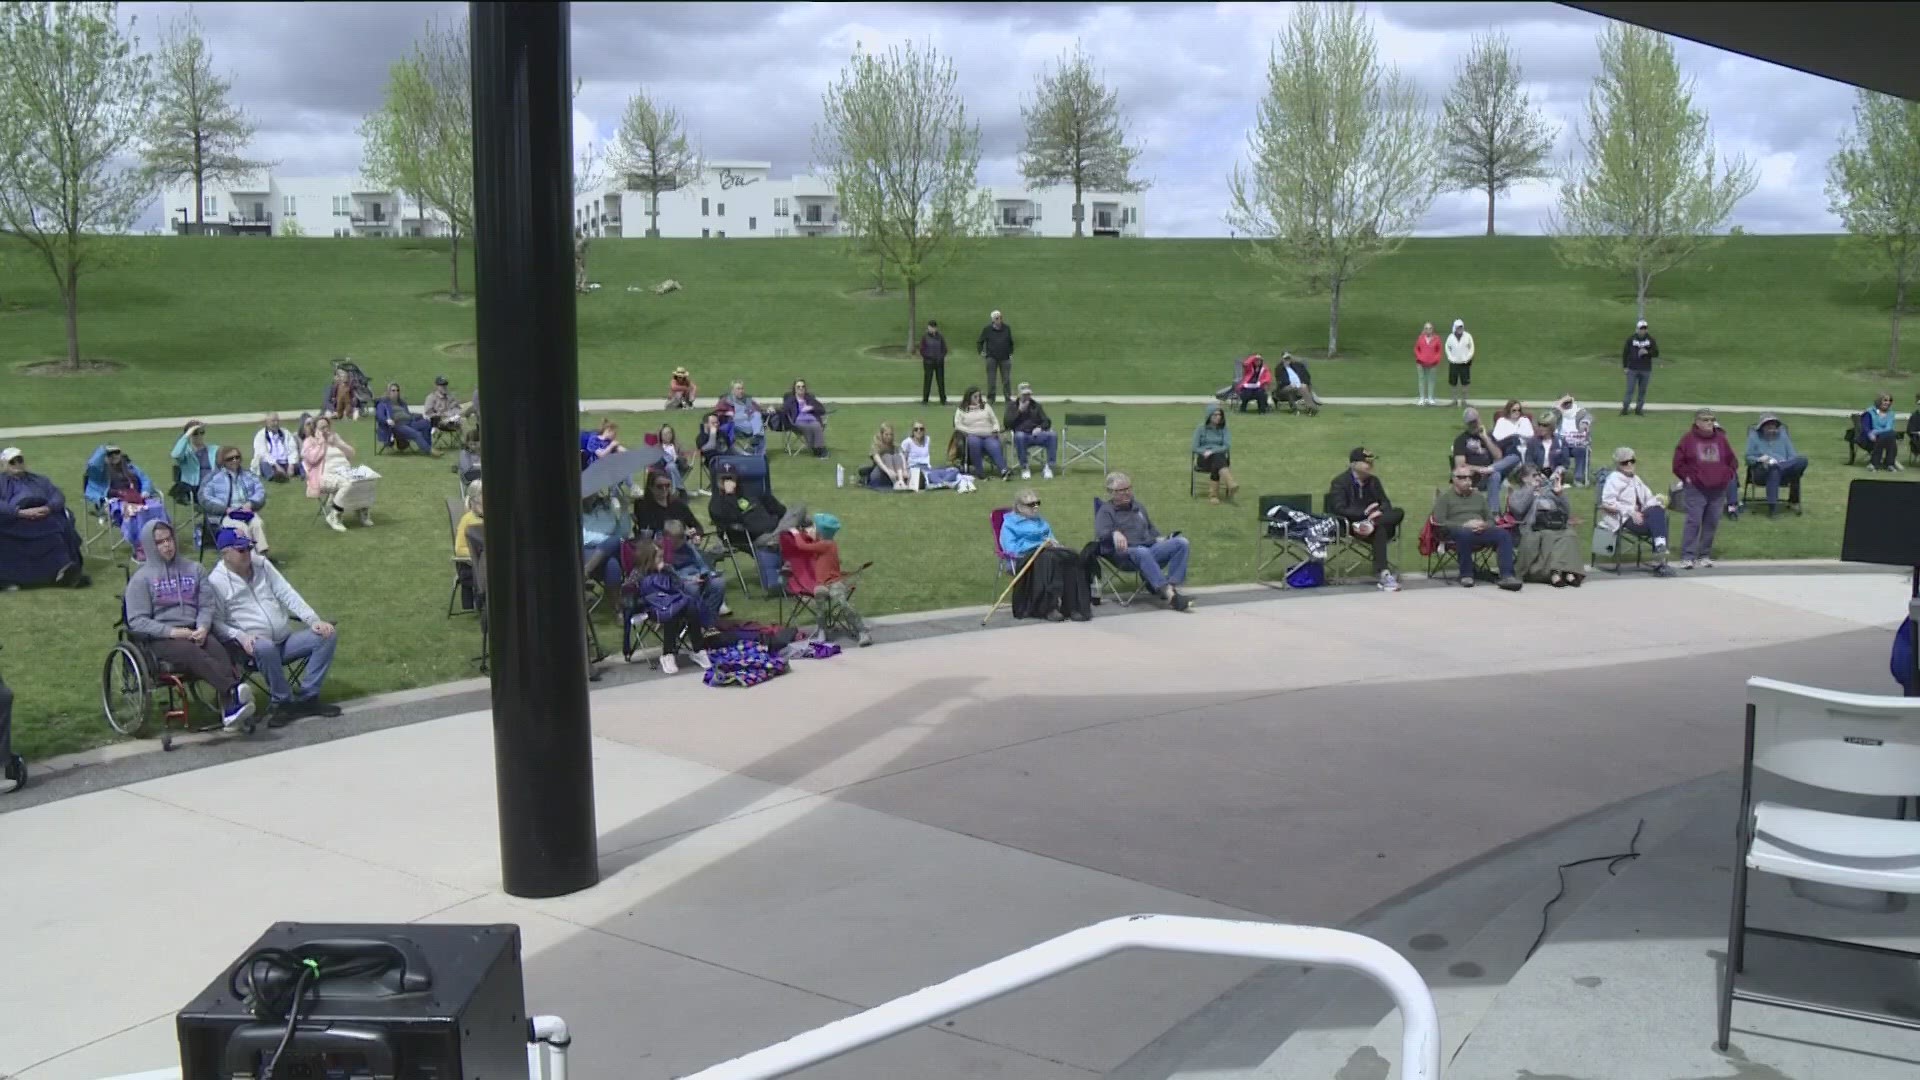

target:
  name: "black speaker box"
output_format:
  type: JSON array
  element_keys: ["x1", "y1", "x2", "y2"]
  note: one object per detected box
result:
[{"x1": 177, "y1": 923, "x2": 527, "y2": 1080}]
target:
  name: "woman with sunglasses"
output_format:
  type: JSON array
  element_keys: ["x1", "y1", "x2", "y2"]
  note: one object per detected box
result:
[
  {"x1": 901, "y1": 421, "x2": 962, "y2": 490},
  {"x1": 200, "y1": 443, "x2": 272, "y2": 558},
  {"x1": 998, "y1": 489, "x2": 1092, "y2": 621},
  {"x1": 782, "y1": 379, "x2": 829, "y2": 458},
  {"x1": 1598, "y1": 447, "x2": 1674, "y2": 575}
]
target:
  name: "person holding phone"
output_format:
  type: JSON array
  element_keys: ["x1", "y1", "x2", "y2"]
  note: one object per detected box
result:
[{"x1": 1096, "y1": 471, "x2": 1191, "y2": 611}]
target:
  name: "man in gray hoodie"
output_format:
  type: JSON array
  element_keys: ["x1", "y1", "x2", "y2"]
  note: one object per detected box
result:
[{"x1": 124, "y1": 520, "x2": 257, "y2": 730}]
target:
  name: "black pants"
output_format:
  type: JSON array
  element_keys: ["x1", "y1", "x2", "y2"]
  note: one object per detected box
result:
[
  {"x1": 985, "y1": 356, "x2": 1012, "y2": 402},
  {"x1": 143, "y1": 636, "x2": 244, "y2": 700},
  {"x1": 1871, "y1": 432, "x2": 1900, "y2": 469},
  {"x1": 1011, "y1": 547, "x2": 1092, "y2": 620},
  {"x1": 0, "y1": 671, "x2": 13, "y2": 763},
  {"x1": 658, "y1": 610, "x2": 703, "y2": 655},
  {"x1": 921, "y1": 362, "x2": 947, "y2": 404},
  {"x1": 1237, "y1": 388, "x2": 1269, "y2": 413},
  {"x1": 1353, "y1": 508, "x2": 1405, "y2": 573},
  {"x1": 1196, "y1": 451, "x2": 1230, "y2": 480}
]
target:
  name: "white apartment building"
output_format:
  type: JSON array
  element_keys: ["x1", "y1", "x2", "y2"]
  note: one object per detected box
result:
[
  {"x1": 575, "y1": 160, "x2": 1146, "y2": 240},
  {"x1": 158, "y1": 172, "x2": 450, "y2": 238}
]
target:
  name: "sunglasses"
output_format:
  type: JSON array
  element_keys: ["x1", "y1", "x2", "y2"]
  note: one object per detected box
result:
[
  {"x1": 1019, "y1": 500, "x2": 1041, "y2": 508},
  {"x1": 1452, "y1": 473, "x2": 1473, "y2": 480},
  {"x1": 1620, "y1": 458, "x2": 1637, "y2": 465}
]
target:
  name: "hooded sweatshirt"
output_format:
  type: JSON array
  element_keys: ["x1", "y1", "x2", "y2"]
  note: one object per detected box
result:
[
  {"x1": 125, "y1": 521, "x2": 214, "y2": 638},
  {"x1": 1673, "y1": 424, "x2": 1738, "y2": 490},
  {"x1": 1414, "y1": 331, "x2": 1443, "y2": 368},
  {"x1": 1192, "y1": 408, "x2": 1231, "y2": 455},
  {"x1": 1623, "y1": 331, "x2": 1659, "y2": 372},
  {"x1": 1746, "y1": 417, "x2": 1797, "y2": 464},
  {"x1": 208, "y1": 555, "x2": 320, "y2": 645}
]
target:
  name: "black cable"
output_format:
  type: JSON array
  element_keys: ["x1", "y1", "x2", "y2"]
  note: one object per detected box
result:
[
  {"x1": 1524, "y1": 818, "x2": 1645, "y2": 961},
  {"x1": 261, "y1": 960, "x2": 317, "y2": 1080}
]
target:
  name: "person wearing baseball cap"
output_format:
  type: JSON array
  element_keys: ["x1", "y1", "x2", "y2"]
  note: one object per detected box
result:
[
  {"x1": 0, "y1": 446, "x2": 89, "y2": 589},
  {"x1": 207, "y1": 527, "x2": 341, "y2": 721},
  {"x1": 1622, "y1": 319, "x2": 1659, "y2": 415},
  {"x1": 423, "y1": 376, "x2": 465, "y2": 435},
  {"x1": 1327, "y1": 448, "x2": 1404, "y2": 592}
]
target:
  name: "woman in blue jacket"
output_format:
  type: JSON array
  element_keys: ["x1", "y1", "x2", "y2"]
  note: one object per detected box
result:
[
  {"x1": 998, "y1": 489, "x2": 1091, "y2": 621},
  {"x1": 1866, "y1": 393, "x2": 1901, "y2": 472}
]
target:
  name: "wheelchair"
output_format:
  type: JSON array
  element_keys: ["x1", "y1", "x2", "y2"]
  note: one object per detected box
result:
[{"x1": 101, "y1": 572, "x2": 304, "y2": 751}]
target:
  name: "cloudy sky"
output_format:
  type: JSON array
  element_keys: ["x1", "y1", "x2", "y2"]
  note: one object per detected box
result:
[{"x1": 126, "y1": 0, "x2": 1859, "y2": 237}]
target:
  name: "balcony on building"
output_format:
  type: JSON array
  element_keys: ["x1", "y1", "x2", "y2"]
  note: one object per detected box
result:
[
  {"x1": 1090, "y1": 201, "x2": 1139, "y2": 237},
  {"x1": 996, "y1": 198, "x2": 1038, "y2": 234},
  {"x1": 350, "y1": 197, "x2": 394, "y2": 234}
]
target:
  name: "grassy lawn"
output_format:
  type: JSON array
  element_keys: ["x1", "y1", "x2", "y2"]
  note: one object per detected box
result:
[
  {"x1": 3, "y1": 234, "x2": 1916, "y2": 427},
  {"x1": 2, "y1": 401, "x2": 1898, "y2": 762}
]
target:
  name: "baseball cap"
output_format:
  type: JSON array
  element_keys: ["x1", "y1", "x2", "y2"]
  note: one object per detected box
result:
[
  {"x1": 434, "y1": 375, "x2": 449, "y2": 385},
  {"x1": 1017, "y1": 382, "x2": 1032, "y2": 395},
  {"x1": 1348, "y1": 447, "x2": 1376, "y2": 463},
  {"x1": 1636, "y1": 319, "x2": 1648, "y2": 329},
  {"x1": 215, "y1": 527, "x2": 254, "y2": 551},
  {"x1": 1, "y1": 447, "x2": 21, "y2": 463},
  {"x1": 716, "y1": 461, "x2": 739, "y2": 478},
  {"x1": 105, "y1": 444, "x2": 122, "y2": 454}
]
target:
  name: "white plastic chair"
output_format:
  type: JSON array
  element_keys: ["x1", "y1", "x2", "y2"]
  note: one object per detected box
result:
[{"x1": 1717, "y1": 676, "x2": 1920, "y2": 1050}]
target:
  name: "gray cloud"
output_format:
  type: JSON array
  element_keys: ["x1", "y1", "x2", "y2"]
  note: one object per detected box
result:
[{"x1": 124, "y1": 1, "x2": 1855, "y2": 236}]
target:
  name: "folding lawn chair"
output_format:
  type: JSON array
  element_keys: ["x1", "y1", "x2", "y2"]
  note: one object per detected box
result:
[
  {"x1": 707, "y1": 453, "x2": 775, "y2": 593},
  {"x1": 445, "y1": 498, "x2": 475, "y2": 618},
  {"x1": 1256, "y1": 495, "x2": 1313, "y2": 579},
  {"x1": 1320, "y1": 494, "x2": 1380, "y2": 580},
  {"x1": 1588, "y1": 467, "x2": 1651, "y2": 574},
  {"x1": 989, "y1": 506, "x2": 1019, "y2": 591},
  {"x1": 1090, "y1": 497, "x2": 1144, "y2": 606},
  {"x1": 776, "y1": 530, "x2": 871, "y2": 635},
  {"x1": 1061, "y1": 413, "x2": 1108, "y2": 475}
]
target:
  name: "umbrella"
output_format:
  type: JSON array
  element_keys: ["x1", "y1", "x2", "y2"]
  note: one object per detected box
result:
[{"x1": 580, "y1": 447, "x2": 664, "y2": 497}]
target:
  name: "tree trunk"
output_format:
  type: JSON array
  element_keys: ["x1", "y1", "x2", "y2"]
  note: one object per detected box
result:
[
  {"x1": 61, "y1": 263, "x2": 80, "y2": 370},
  {"x1": 449, "y1": 228, "x2": 462, "y2": 300},
  {"x1": 1073, "y1": 178, "x2": 1083, "y2": 238},
  {"x1": 192, "y1": 173, "x2": 204, "y2": 229},
  {"x1": 1327, "y1": 280, "x2": 1342, "y2": 358},
  {"x1": 1634, "y1": 270, "x2": 1650, "y2": 323},
  {"x1": 1484, "y1": 186, "x2": 1495, "y2": 237},
  {"x1": 905, "y1": 280, "x2": 919, "y2": 356},
  {"x1": 873, "y1": 254, "x2": 884, "y2": 295},
  {"x1": 1890, "y1": 276, "x2": 1907, "y2": 377}
]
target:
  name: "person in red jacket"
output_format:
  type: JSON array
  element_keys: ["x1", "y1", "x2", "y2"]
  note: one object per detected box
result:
[
  {"x1": 1413, "y1": 322, "x2": 1443, "y2": 406},
  {"x1": 1672, "y1": 408, "x2": 1737, "y2": 569}
]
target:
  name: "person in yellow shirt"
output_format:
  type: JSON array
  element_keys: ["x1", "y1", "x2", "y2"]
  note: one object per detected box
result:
[{"x1": 454, "y1": 479, "x2": 483, "y2": 609}]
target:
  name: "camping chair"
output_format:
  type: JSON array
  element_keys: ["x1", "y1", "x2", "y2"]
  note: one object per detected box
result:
[
  {"x1": 1423, "y1": 503, "x2": 1501, "y2": 580},
  {"x1": 777, "y1": 404, "x2": 833, "y2": 456},
  {"x1": 1588, "y1": 467, "x2": 1651, "y2": 573},
  {"x1": 1321, "y1": 494, "x2": 1385, "y2": 580},
  {"x1": 1844, "y1": 411, "x2": 1875, "y2": 465},
  {"x1": 707, "y1": 453, "x2": 773, "y2": 593},
  {"x1": 1256, "y1": 495, "x2": 1313, "y2": 579},
  {"x1": 1188, "y1": 454, "x2": 1204, "y2": 498},
  {"x1": 1061, "y1": 413, "x2": 1109, "y2": 475},
  {"x1": 989, "y1": 506, "x2": 1021, "y2": 599},
  {"x1": 776, "y1": 529, "x2": 870, "y2": 635},
  {"x1": 81, "y1": 489, "x2": 121, "y2": 557},
  {"x1": 613, "y1": 539, "x2": 666, "y2": 663},
  {"x1": 445, "y1": 498, "x2": 475, "y2": 618},
  {"x1": 1716, "y1": 677, "x2": 1920, "y2": 1052},
  {"x1": 1090, "y1": 497, "x2": 1145, "y2": 606}
]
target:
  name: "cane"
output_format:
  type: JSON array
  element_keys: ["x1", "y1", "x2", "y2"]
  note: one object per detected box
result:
[{"x1": 983, "y1": 542, "x2": 1049, "y2": 625}]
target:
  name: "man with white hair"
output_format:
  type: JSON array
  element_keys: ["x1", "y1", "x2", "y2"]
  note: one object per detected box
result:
[
  {"x1": 1445, "y1": 318, "x2": 1475, "y2": 408},
  {"x1": 1621, "y1": 318, "x2": 1659, "y2": 416},
  {"x1": 251, "y1": 413, "x2": 301, "y2": 482},
  {"x1": 977, "y1": 309, "x2": 1015, "y2": 404},
  {"x1": 1095, "y1": 472, "x2": 1191, "y2": 611}
]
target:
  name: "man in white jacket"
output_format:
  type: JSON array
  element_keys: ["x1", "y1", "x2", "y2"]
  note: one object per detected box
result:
[
  {"x1": 207, "y1": 528, "x2": 342, "y2": 721},
  {"x1": 1445, "y1": 318, "x2": 1476, "y2": 408},
  {"x1": 251, "y1": 413, "x2": 302, "y2": 483}
]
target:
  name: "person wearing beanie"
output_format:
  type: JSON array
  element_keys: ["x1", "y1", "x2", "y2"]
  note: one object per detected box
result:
[
  {"x1": 1599, "y1": 446, "x2": 1673, "y2": 575},
  {"x1": 1622, "y1": 319, "x2": 1659, "y2": 416},
  {"x1": 1671, "y1": 408, "x2": 1737, "y2": 568},
  {"x1": 1444, "y1": 319, "x2": 1475, "y2": 407}
]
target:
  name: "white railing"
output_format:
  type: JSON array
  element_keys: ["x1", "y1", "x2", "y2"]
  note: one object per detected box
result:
[{"x1": 679, "y1": 914, "x2": 1440, "y2": 1080}]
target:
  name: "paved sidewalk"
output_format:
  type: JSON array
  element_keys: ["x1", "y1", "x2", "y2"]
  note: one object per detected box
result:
[
  {"x1": 1, "y1": 570, "x2": 1906, "y2": 1080},
  {"x1": 0, "y1": 395, "x2": 1861, "y2": 441}
]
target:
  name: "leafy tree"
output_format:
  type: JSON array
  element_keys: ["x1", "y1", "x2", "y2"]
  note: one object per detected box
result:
[
  {"x1": 0, "y1": 1, "x2": 154, "y2": 369},
  {"x1": 362, "y1": 17, "x2": 472, "y2": 296},
  {"x1": 608, "y1": 89, "x2": 700, "y2": 238},
  {"x1": 140, "y1": 6, "x2": 270, "y2": 230},
  {"x1": 1438, "y1": 31, "x2": 1555, "y2": 236},
  {"x1": 1828, "y1": 91, "x2": 1920, "y2": 376},
  {"x1": 816, "y1": 43, "x2": 993, "y2": 352},
  {"x1": 1226, "y1": 3, "x2": 1438, "y2": 357},
  {"x1": 1018, "y1": 43, "x2": 1145, "y2": 237},
  {"x1": 1551, "y1": 23, "x2": 1756, "y2": 321}
]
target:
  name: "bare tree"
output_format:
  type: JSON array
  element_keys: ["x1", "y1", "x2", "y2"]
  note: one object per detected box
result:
[
  {"x1": 1438, "y1": 31, "x2": 1555, "y2": 236},
  {"x1": 816, "y1": 42, "x2": 993, "y2": 352},
  {"x1": 0, "y1": 1, "x2": 154, "y2": 369},
  {"x1": 1226, "y1": 3, "x2": 1438, "y2": 357},
  {"x1": 1018, "y1": 43, "x2": 1145, "y2": 237},
  {"x1": 1828, "y1": 91, "x2": 1920, "y2": 375},
  {"x1": 608, "y1": 89, "x2": 700, "y2": 238},
  {"x1": 140, "y1": 6, "x2": 270, "y2": 230},
  {"x1": 361, "y1": 17, "x2": 472, "y2": 296},
  {"x1": 1552, "y1": 23, "x2": 1756, "y2": 321}
]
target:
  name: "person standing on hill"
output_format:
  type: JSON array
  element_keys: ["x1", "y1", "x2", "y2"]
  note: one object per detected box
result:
[
  {"x1": 1445, "y1": 319, "x2": 1475, "y2": 408},
  {"x1": 917, "y1": 319, "x2": 949, "y2": 405},
  {"x1": 1414, "y1": 322, "x2": 1443, "y2": 406},
  {"x1": 978, "y1": 310, "x2": 1015, "y2": 404},
  {"x1": 1622, "y1": 319, "x2": 1659, "y2": 416}
]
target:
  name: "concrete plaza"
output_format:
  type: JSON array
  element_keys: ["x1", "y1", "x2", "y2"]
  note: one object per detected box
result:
[{"x1": 2, "y1": 567, "x2": 1912, "y2": 1079}]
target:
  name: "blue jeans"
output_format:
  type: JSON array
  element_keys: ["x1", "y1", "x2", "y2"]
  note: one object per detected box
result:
[
  {"x1": 967, "y1": 434, "x2": 1006, "y2": 474},
  {"x1": 252, "y1": 629, "x2": 336, "y2": 705},
  {"x1": 395, "y1": 417, "x2": 435, "y2": 453},
  {"x1": 1564, "y1": 444, "x2": 1591, "y2": 485},
  {"x1": 584, "y1": 538, "x2": 623, "y2": 587},
  {"x1": 1623, "y1": 370, "x2": 1651, "y2": 412},
  {"x1": 1013, "y1": 431, "x2": 1057, "y2": 468},
  {"x1": 674, "y1": 548, "x2": 727, "y2": 618},
  {"x1": 1122, "y1": 536, "x2": 1189, "y2": 592},
  {"x1": 1620, "y1": 504, "x2": 1670, "y2": 549},
  {"x1": 1449, "y1": 526, "x2": 1515, "y2": 579},
  {"x1": 1486, "y1": 454, "x2": 1521, "y2": 515},
  {"x1": 1755, "y1": 456, "x2": 1808, "y2": 505}
]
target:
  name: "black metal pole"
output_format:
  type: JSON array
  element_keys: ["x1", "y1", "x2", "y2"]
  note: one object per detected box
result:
[{"x1": 471, "y1": 1, "x2": 599, "y2": 898}]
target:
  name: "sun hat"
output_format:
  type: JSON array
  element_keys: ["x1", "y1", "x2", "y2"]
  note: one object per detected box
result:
[{"x1": 673, "y1": 366, "x2": 690, "y2": 377}]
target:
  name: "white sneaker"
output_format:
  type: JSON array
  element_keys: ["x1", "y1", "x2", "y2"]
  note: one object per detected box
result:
[
  {"x1": 325, "y1": 508, "x2": 347, "y2": 533},
  {"x1": 1867, "y1": 464, "x2": 1878, "y2": 472},
  {"x1": 358, "y1": 508, "x2": 373, "y2": 527},
  {"x1": 717, "y1": 603, "x2": 733, "y2": 617},
  {"x1": 1377, "y1": 569, "x2": 1400, "y2": 593},
  {"x1": 1022, "y1": 468, "x2": 1032, "y2": 480},
  {"x1": 1701, "y1": 556, "x2": 1715, "y2": 568},
  {"x1": 1897, "y1": 462, "x2": 1907, "y2": 472},
  {"x1": 1043, "y1": 466, "x2": 1053, "y2": 479},
  {"x1": 658, "y1": 653, "x2": 679, "y2": 674},
  {"x1": 221, "y1": 684, "x2": 257, "y2": 731},
  {"x1": 689, "y1": 649, "x2": 712, "y2": 670},
  {"x1": 1680, "y1": 558, "x2": 1695, "y2": 570}
]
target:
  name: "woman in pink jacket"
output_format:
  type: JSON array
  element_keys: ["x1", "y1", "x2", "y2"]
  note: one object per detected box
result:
[
  {"x1": 302, "y1": 417, "x2": 374, "y2": 532},
  {"x1": 1414, "y1": 322, "x2": 1443, "y2": 406}
]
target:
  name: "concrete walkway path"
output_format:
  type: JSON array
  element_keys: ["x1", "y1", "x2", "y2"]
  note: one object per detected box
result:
[
  {"x1": 0, "y1": 395, "x2": 1860, "y2": 441},
  {"x1": 2, "y1": 569, "x2": 1907, "y2": 1080}
]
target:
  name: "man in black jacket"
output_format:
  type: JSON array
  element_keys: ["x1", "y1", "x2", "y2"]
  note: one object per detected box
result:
[
  {"x1": 1004, "y1": 383, "x2": 1056, "y2": 479},
  {"x1": 1622, "y1": 319, "x2": 1658, "y2": 416},
  {"x1": 916, "y1": 319, "x2": 948, "y2": 405},
  {"x1": 1327, "y1": 447, "x2": 1403, "y2": 591},
  {"x1": 707, "y1": 464, "x2": 806, "y2": 595},
  {"x1": 1276, "y1": 353, "x2": 1320, "y2": 415},
  {"x1": 977, "y1": 309, "x2": 1015, "y2": 403}
]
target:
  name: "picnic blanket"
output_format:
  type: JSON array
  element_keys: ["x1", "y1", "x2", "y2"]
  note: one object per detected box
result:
[
  {"x1": 703, "y1": 640, "x2": 790, "y2": 688},
  {"x1": 1263, "y1": 503, "x2": 1339, "y2": 562}
]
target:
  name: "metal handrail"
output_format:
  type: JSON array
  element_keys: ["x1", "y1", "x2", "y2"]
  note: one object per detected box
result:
[{"x1": 678, "y1": 914, "x2": 1441, "y2": 1080}]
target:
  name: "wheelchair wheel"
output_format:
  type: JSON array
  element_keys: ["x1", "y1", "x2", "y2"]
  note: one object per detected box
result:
[{"x1": 101, "y1": 642, "x2": 154, "y2": 737}]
